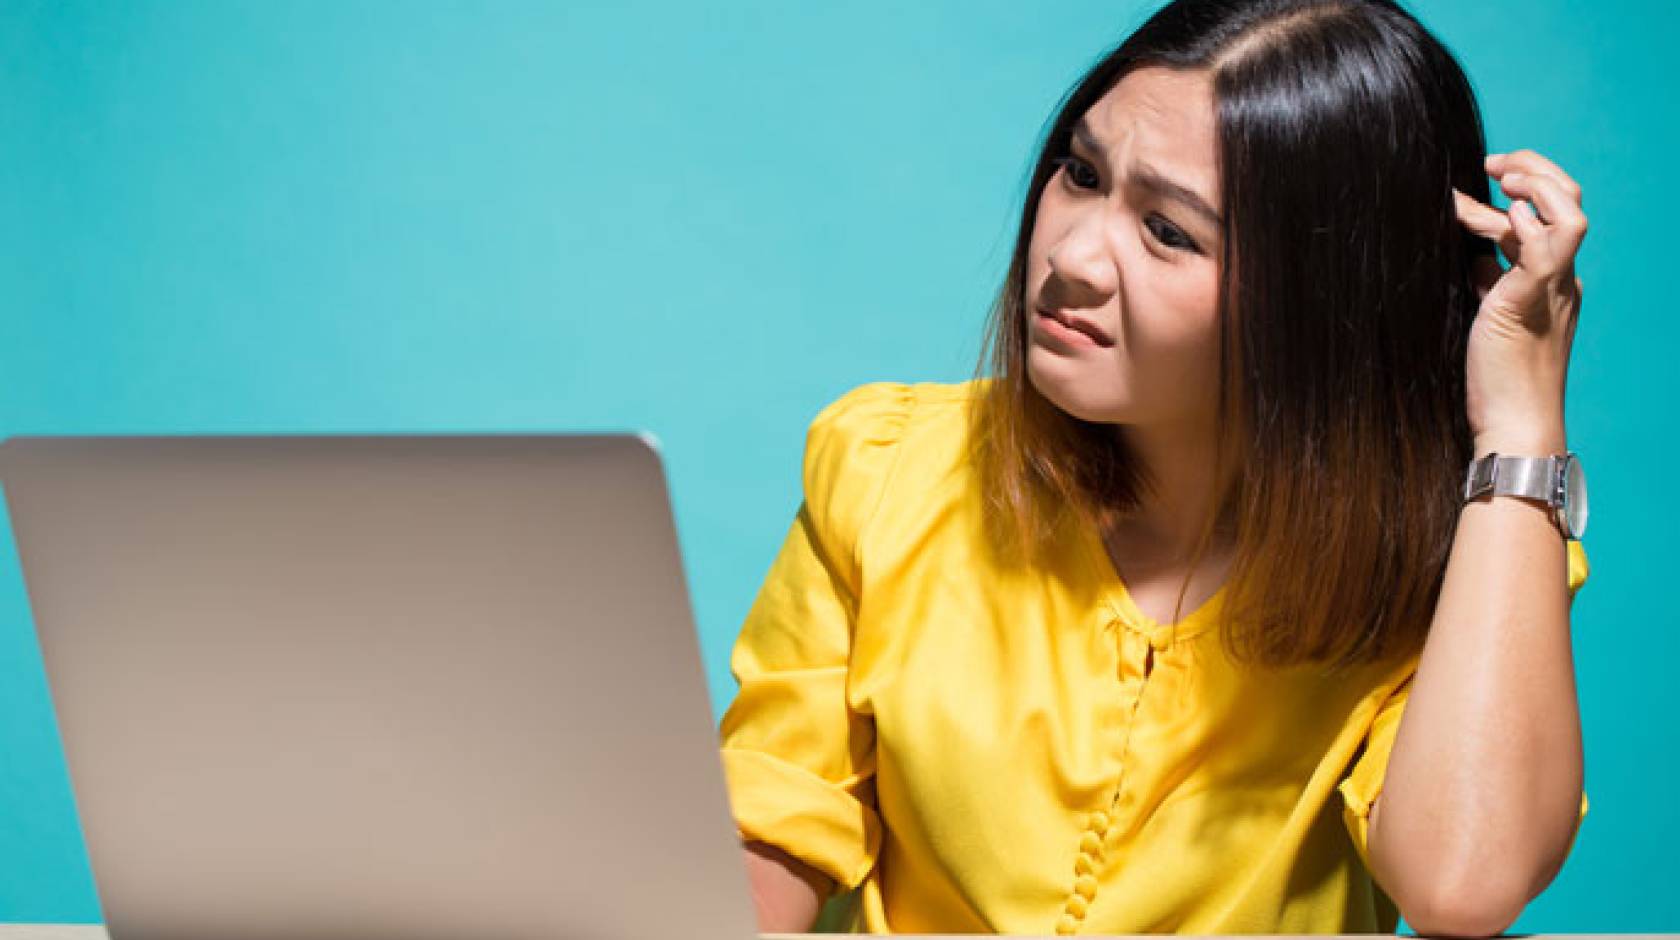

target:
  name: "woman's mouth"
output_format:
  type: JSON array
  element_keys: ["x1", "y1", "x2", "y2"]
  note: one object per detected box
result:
[{"x1": 1035, "y1": 308, "x2": 1113, "y2": 348}]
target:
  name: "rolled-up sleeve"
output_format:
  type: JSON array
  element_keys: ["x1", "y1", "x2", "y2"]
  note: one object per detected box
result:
[
  {"x1": 717, "y1": 382, "x2": 913, "y2": 892},
  {"x1": 1338, "y1": 538, "x2": 1593, "y2": 873}
]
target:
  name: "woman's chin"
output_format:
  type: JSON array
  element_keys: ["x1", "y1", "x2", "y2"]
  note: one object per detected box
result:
[{"x1": 1026, "y1": 358, "x2": 1133, "y2": 425}]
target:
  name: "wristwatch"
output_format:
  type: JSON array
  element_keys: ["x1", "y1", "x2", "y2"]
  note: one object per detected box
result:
[{"x1": 1461, "y1": 451, "x2": 1588, "y2": 540}]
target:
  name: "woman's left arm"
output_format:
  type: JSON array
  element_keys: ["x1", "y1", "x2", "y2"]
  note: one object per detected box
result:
[{"x1": 1366, "y1": 149, "x2": 1590, "y2": 938}]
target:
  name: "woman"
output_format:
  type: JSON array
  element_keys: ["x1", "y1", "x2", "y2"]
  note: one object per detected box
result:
[{"x1": 720, "y1": 0, "x2": 1591, "y2": 934}]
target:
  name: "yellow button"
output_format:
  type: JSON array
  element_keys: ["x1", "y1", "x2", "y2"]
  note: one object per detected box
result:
[
  {"x1": 1056, "y1": 914, "x2": 1081, "y2": 934},
  {"x1": 1074, "y1": 854, "x2": 1096, "y2": 876},
  {"x1": 1078, "y1": 832, "x2": 1103, "y2": 855},
  {"x1": 1066, "y1": 894, "x2": 1090, "y2": 918},
  {"x1": 1075, "y1": 874, "x2": 1099, "y2": 900},
  {"x1": 1088, "y1": 811, "x2": 1111, "y2": 832}
]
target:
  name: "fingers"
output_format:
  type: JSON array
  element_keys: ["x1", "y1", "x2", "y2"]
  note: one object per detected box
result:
[
  {"x1": 1496, "y1": 170, "x2": 1589, "y2": 268},
  {"x1": 1458, "y1": 151, "x2": 1589, "y2": 335},
  {"x1": 1452, "y1": 190, "x2": 1511, "y2": 301},
  {"x1": 1487, "y1": 150, "x2": 1583, "y2": 208},
  {"x1": 1496, "y1": 171, "x2": 1585, "y2": 233},
  {"x1": 1505, "y1": 185, "x2": 1549, "y2": 253},
  {"x1": 1453, "y1": 188, "x2": 1510, "y2": 238},
  {"x1": 1453, "y1": 187, "x2": 1522, "y2": 266}
]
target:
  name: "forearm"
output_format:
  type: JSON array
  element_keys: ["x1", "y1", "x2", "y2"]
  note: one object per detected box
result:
[
  {"x1": 1370, "y1": 425, "x2": 1584, "y2": 935},
  {"x1": 742, "y1": 840, "x2": 833, "y2": 933}
]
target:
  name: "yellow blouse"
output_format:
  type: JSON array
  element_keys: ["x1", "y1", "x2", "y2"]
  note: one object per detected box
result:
[{"x1": 717, "y1": 379, "x2": 1590, "y2": 935}]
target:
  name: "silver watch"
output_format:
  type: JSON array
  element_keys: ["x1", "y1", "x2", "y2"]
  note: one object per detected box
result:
[{"x1": 1461, "y1": 451, "x2": 1588, "y2": 540}]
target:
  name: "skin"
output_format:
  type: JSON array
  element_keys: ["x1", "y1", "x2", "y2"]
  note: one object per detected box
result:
[
  {"x1": 740, "y1": 839, "x2": 830, "y2": 932},
  {"x1": 741, "y1": 62, "x2": 1590, "y2": 937},
  {"x1": 1025, "y1": 64, "x2": 1594, "y2": 935},
  {"x1": 1025, "y1": 65, "x2": 1236, "y2": 613},
  {"x1": 739, "y1": 65, "x2": 1241, "y2": 931},
  {"x1": 1368, "y1": 153, "x2": 1587, "y2": 936}
]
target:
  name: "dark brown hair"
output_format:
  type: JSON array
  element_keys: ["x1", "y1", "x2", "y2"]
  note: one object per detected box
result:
[{"x1": 970, "y1": 0, "x2": 1495, "y2": 673}]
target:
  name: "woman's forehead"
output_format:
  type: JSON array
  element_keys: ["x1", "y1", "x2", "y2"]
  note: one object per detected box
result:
[{"x1": 1082, "y1": 67, "x2": 1219, "y2": 191}]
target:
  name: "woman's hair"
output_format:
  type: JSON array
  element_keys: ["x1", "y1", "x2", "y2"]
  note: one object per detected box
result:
[{"x1": 970, "y1": 0, "x2": 1496, "y2": 672}]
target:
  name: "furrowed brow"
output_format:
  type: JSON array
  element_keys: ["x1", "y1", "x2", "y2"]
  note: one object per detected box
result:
[{"x1": 1070, "y1": 117, "x2": 1223, "y2": 228}]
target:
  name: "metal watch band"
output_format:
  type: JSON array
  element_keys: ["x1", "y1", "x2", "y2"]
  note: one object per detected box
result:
[{"x1": 1461, "y1": 454, "x2": 1560, "y2": 503}]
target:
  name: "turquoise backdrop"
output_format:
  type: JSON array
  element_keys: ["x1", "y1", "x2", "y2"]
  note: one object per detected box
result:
[{"x1": 1, "y1": 0, "x2": 1671, "y2": 930}]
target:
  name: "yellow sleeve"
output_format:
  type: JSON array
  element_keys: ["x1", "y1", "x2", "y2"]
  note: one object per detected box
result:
[
  {"x1": 1338, "y1": 538, "x2": 1592, "y2": 873},
  {"x1": 717, "y1": 382, "x2": 914, "y2": 892}
]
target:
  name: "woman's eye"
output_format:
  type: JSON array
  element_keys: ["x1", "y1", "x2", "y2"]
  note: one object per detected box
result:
[
  {"x1": 1049, "y1": 155, "x2": 1202, "y2": 255},
  {"x1": 1051, "y1": 155, "x2": 1100, "y2": 191},
  {"x1": 1145, "y1": 214, "x2": 1200, "y2": 253}
]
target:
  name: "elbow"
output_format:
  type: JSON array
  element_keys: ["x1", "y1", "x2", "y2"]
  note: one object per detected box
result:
[
  {"x1": 1403, "y1": 903, "x2": 1521, "y2": 939},
  {"x1": 1372, "y1": 798, "x2": 1571, "y2": 937},
  {"x1": 1399, "y1": 874, "x2": 1528, "y2": 939}
]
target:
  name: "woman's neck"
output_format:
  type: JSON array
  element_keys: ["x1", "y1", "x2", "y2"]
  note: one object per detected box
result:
[{"x1": 1111, "y1": 418, "x2": 1235, "y2": 565}]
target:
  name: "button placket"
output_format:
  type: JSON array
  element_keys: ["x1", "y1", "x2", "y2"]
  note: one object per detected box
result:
[
  {"x1": 1056, "y1": 810, "x2": 1112, "y2": 934},
  {"x1": 1107, "y1": 626, "x2": 1155, "y2": 812},
  {"x1": 1058, "y1": 623, "x2": 1163, "y2": 935}
]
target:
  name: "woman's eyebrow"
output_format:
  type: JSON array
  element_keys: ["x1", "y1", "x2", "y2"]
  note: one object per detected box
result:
[{"x1": 1071, "y1": 118, "x2": 1223, "y2": 228}]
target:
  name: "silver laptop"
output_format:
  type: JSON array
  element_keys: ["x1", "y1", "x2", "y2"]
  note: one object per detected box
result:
[{"x1": 0, "y1": 434, "x2": 759, "y2": 940}]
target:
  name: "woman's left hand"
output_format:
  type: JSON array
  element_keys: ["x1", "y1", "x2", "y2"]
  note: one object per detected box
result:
[{"x1": 1452, "y1": 149, "x2": 1588, "y2": 455}]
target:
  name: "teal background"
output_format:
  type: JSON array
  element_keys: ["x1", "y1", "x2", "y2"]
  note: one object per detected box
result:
[{"x1": 0, "y1": 0, "x2": 1670, "y2": 930}]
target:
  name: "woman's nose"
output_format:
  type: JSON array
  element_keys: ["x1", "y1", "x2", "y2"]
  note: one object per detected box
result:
[{"x1": 1048, "y1": 213, "x2": 1118, "y2": 296}]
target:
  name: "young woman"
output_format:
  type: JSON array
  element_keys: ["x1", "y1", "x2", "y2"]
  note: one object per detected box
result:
[{"x1": 720, "y1": 0, "x2": 1591, "y2": 934}]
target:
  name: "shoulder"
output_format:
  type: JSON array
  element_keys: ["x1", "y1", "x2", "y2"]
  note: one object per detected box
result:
[
  {"x1": 799, "y1": 378, "x2": 990, "y2": 571},
  {"x1": 806, "y1": 378, "x2": 982, "y2": 440},
  {"x1": 803, "y1": 378, "x2": 986, "y2": 478}
]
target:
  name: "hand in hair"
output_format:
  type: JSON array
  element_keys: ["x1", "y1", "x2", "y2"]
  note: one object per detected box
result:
[{"x1": 1451, "y1": 149, "x2": 1588, "y2": 456}]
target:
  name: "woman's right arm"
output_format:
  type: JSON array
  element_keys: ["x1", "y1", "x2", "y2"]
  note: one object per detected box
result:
[
  {"x1": 742, "y1": 839, "x2": 834, "y2": 933},
  {"x1": 724, "y1": 384, "x2": 912, "y2": 933}
]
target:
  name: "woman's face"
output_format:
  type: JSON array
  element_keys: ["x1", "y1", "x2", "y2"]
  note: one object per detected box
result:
[{"x1": 1026, "y1": 66, "x2": 1225, "y2": 429}]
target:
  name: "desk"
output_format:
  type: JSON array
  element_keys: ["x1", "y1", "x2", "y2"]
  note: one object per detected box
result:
[{"x1": 4, "y1": 929, "x2": 1679, "y2": 939}]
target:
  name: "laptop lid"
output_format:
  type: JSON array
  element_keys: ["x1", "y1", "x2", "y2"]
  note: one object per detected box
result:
[{"x1": 0, "y1": 433, "x2": 757, "y2": 940}]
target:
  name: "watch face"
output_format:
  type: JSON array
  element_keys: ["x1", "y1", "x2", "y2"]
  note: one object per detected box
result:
[{"x1": 1563, "y1": 454, "x2": 1588, "y2": 539}]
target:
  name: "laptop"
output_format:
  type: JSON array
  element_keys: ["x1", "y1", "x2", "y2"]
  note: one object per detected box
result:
[{"x1": 0, "y1": 433, "x2": 761, "y2": 940}]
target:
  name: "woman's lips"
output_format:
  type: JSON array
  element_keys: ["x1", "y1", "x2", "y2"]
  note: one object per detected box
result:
[{"x1": 1035, "y1": 308, "x2": 1113, "y2": 347}]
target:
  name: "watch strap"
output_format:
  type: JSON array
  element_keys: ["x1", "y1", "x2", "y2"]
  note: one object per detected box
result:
[{"x1": 1462, "y1": 454, "x2": 1560, "y2": 503}]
